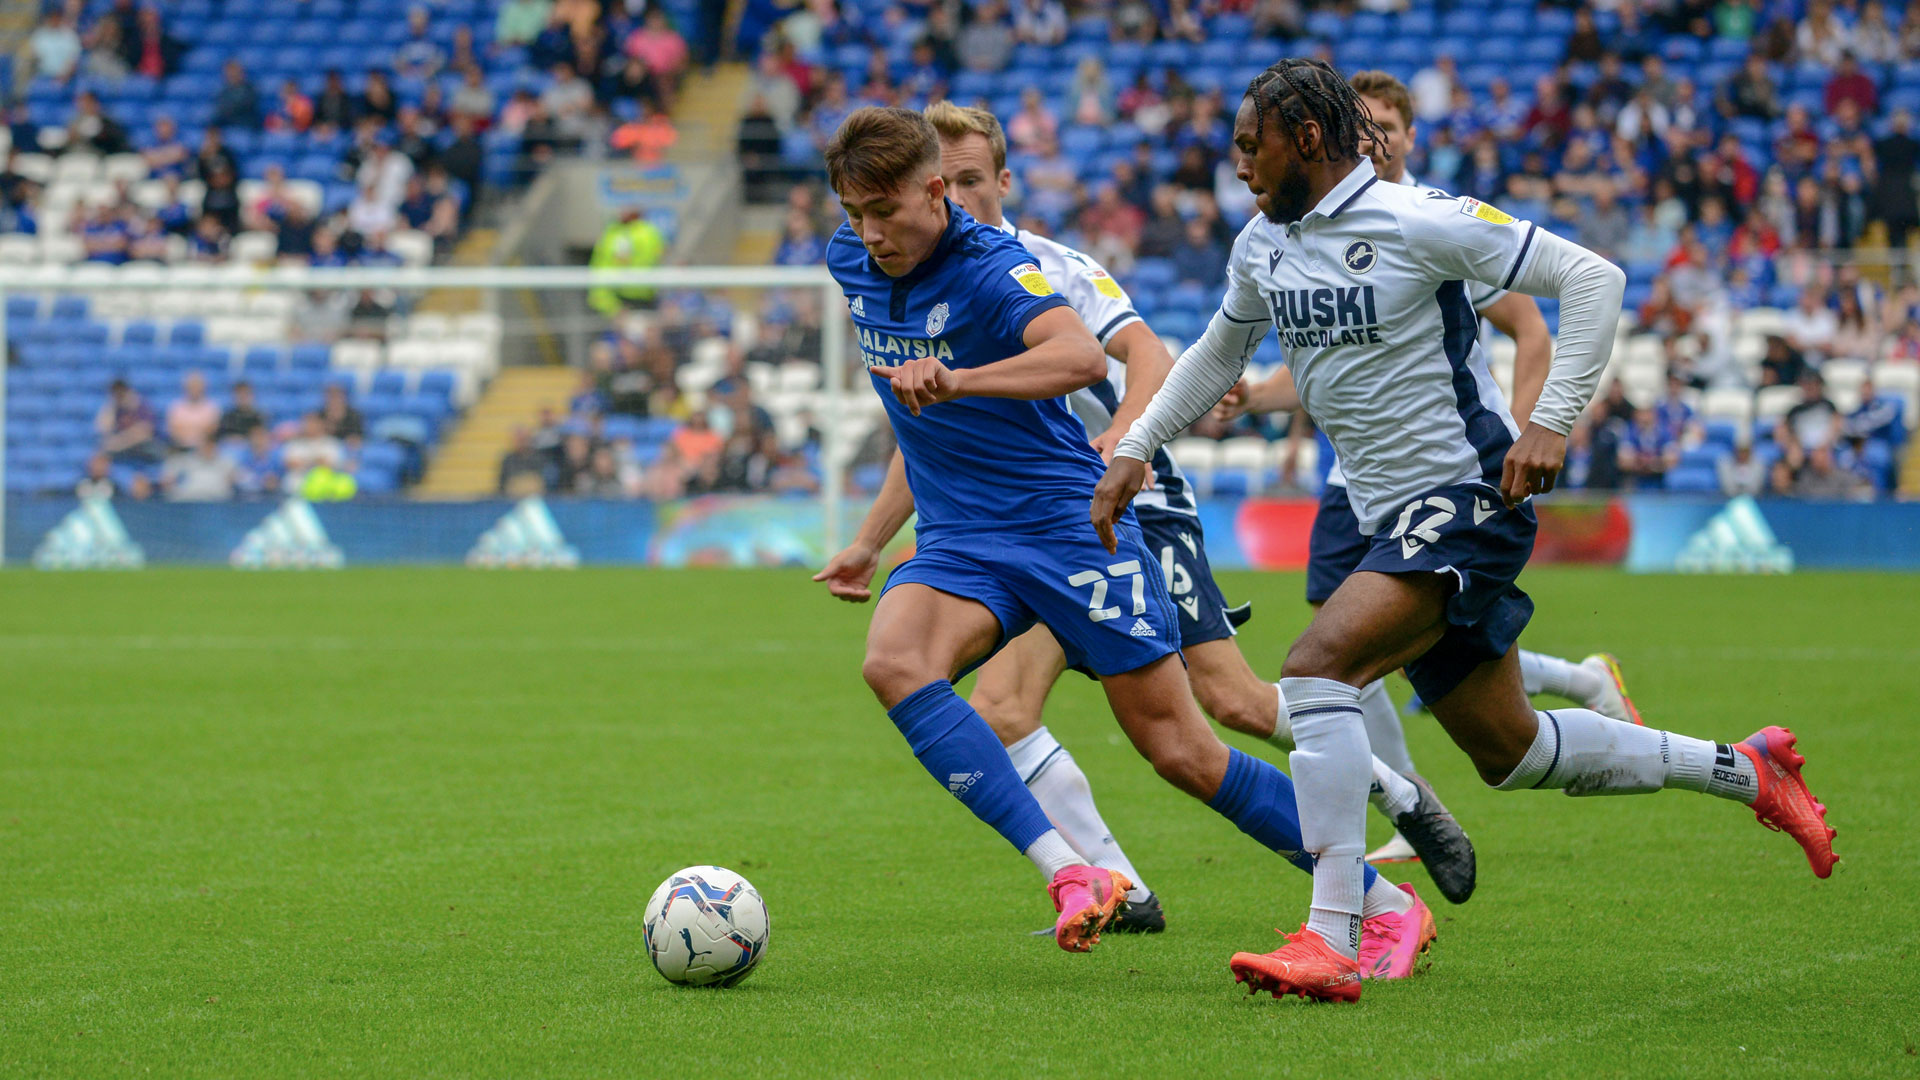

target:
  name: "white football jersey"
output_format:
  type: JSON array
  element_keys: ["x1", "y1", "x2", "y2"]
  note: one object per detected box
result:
[
  {"x1": 1000, "y1": 220, "x2": 1198, "y2": 519},
  {"x1": 1215, "y1": 159, "x2": 1532, "y2": 533},
  {"x1": 1321, "y1": 170, "x2": 1507, "y2": 490}
]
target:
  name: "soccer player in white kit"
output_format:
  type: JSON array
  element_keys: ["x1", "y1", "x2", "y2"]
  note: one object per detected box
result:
[
  {"x1": 1091, "y1": 58, "x2": 1838, "y2": 1002},
  {"x1": 1215, "y1": 70, "x2": 1644, "y2": 868}
]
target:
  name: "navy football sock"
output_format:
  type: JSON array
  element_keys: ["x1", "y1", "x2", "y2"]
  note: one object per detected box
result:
[
  {"x1": 1208, "y1": 747, "x2": 1379, "y2": 890},
  {"x1": 887, "y1": 680, "x2": 1056, "y2": 853}
]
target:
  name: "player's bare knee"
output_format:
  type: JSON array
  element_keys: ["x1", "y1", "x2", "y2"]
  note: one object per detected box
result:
[
  {"x1": 969, "y1": 685, "x2": 1038, "y2": 744},
  {"x1": 1281, "y1": 629, "x2": 1360, "y2": 684},
  {"x1": 861, "y1": 650, "x2": 938, "y2": 708}
]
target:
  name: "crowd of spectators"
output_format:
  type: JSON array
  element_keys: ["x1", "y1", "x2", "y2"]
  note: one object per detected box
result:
[
  {"x1": 83, "y1": 369, "x2": 369, "y2": 501},
  {"x1": 5, "y1": 0, "x2": 705, "y2": 266},
  {"x1": 500, "y1": 287, "x2": 827, "y2": 498},
  {"x1": 744, "y1": 0, "x2": 1915, "y2": 495}
]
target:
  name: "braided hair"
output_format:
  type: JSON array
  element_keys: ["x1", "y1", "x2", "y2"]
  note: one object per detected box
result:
[{"x1": 1245, "y1": 58, "x2": 1387, "y2": 165}]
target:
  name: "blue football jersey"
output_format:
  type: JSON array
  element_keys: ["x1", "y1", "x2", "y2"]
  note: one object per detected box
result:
[{"x1": 827, "y1": 201, "x2": 1123, "y2": 537}]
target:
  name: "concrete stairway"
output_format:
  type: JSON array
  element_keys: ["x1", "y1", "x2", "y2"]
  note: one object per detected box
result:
[{"x1": 415, "y1": 367, "x2": 578, "y2": 497}]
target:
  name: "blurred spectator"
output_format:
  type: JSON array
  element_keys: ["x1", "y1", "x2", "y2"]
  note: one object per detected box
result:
[
  {"x1": 498, "y1": 427, "x2": 549, "y2": 494},
  {"x1": 1013, "y1": 0, "x2": 1067, "y2": 46},
  {"x1": 216, "y1": 381, "x2": 267, "y2": 441},
  {"x1": 166, "y1": 372, "x2": 221, "y2": 450},
  {"x1": 1719, "y1": 438, "x2": 1768, "y2": 495},
  {"x1": 610, "y1": 103, "x2": 677, "y2": 164},
  {"x1": 495, "y1": 0, "x2": 552, "y2": 46},
  {"x1": 587, "y1": 206, "x2": 665, "y2": 314},
  {"x1": 574, "y1": 445, "x2": 632, "y2": 496},
  {"x1": 96, "y1": 379, "x2": 164, "y2": 464},
  {"x1": 624, "y1": 10, "x2": 688, "y2": 107},
  {"x1": 213, "y1": 60, "x2": 261, "y2": 129},
  {"x1": 124, "y1": 4, "x2": 181, "y2": 79},
  {"x1": 1171, "y1": 217, "x2": 1224, "y2": 286},
  {"x1": 774, "y1": 209, "x2": 825, "y2": 265},
  {"x1": 1783, "y1": 290, "x2": 1838, "y2": 360},
  {"x1": 1855, "y1": 1, "x2": 1900, "y2": 62},
  {"x1": 1872, "y1": 111, "x2": 1920, "y2": 252},
  {"x1": 1777, "y1": 370, "x2": 1842, "y2": 467},
  {"x1": 347, "y1": 180, "x2": 398, "y2": 241},
  {"x1": 359, "y1": 70, "x2": 399, "y2": 125},
  {"x1": 1824, "y1": 53, "x2": 1878, "y2": 117},
  {"x1": 67, "y1": 91, "x2": 128, "y2": 154},
  {"x1": 234, "y1": 427, "x2": 283, "y2": 497},
  {"x1": 281, "y1": 413, "x2": 345, "y2": 488},
  {"x1": 1781, "y1": 443, "x2": 1870, "y2": 497},
  {"x1": 161, "y1": 440, "x2": 241, "y2": 501},
  {"x1": 141, "y1": 115, "x2": 190, "y2": 179},
  {"x1": 1007, "y1": 88, "x2": 1057, "y2": 154},
  {"x1": 1719, "y1": 55, "x2": 1779, "y2": 122},
  {"x1": 314, "y1": 70, "x2": 356, "y2": 133},
  {"x1": 27, "y1": 10, "x2": 82, "y2": 86},
  {"x1": 321, "y1": 384, "x2": 365, "y2": 441},
  {"x1": 958, "y1": 1, "x2": 1015, "y2": 73},
  {"x1": 1411, "y1": 55, "x2": 1455, "y2": 123},
  {"x1": 1618, "y1": 406, "x2": 1678, "y2": 488},
  {"x1": 76, "y1": 453, "x2": 120, "y2": 499},
  {"x1": 267, "y1": 80, "x2": 314, "y2": 134},
  {"x1": 394, "y1": 6, "x2": 448, "y2": 79},
  {"x1": 1759, "y1": 334, "x2": 1808, "y2": 387},
  {"x1": 670, "y1": 408, "x2": 723, "y2": 475},
  {"x1": 1797, "y1": 0, "x2": 1852, "y2": 66}
]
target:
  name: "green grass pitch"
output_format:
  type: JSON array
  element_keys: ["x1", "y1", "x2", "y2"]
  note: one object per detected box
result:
[{"x1": 2, "y1": 567, "x2": 1916, "y2": 1077}]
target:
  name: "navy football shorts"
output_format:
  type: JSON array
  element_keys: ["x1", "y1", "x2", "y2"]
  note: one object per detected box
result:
[{"x1": 1350, "y1": 481, "x2": 1537, "y2": 704}]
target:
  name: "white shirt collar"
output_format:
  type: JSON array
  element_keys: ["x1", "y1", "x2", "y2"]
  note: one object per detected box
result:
[{"x1": 1301, "y1": 158, "x2": 1379, "y2": 223}]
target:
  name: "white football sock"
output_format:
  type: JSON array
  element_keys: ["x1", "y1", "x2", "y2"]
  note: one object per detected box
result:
[
  {"x1": 1282, "y1": 676, "x2": 1370, "y2": 959},
  {"x1": 1023, "y1": 829, "x2": 1083, "y2": 879},
  {"x1": 1007, "y1": 727, "x2": 1151, "y2": 901},
  {"x1": 1519, "y1": 650, "x2": 1606, "y2": 705},
  {"x1": 1495, "y1": 709, "x2": 1760, "y2": 803},
  {"x1": 1362, "y1": 875, "x2": 1415, "y2": 918},
  {"x1": 1357, "y1": 678, "x2": 1416, "y2": 777},
  {"x1": 1369, "y1": 757, "x2": 1420, "y2": 819},
  {"x1": 1265, "y1": 683, "x2": 1294, "y2": 752}
]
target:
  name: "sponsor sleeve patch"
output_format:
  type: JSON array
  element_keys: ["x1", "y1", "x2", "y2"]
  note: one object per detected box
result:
[
  {"x1": 1089, "y1": 269, "x2": 1124, "y2": 299},
  {"x1": 1459, "y1": 198, "x2": 1516, "y2": 225},
  {"x1": 1009, "y1": 262, "x2": 1055, "y2": 296}
]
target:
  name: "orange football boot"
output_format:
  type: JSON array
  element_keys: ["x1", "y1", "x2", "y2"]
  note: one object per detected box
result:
[
  {"x1": 1047, "y1": 866, "x2": 1131, "y2": 952},
  {"x1": 1735, "y1": 726, "x2": 1838, "y2": 879},
  {"x1": 1230, "y1": 926, "x2": 1364, "y2": 1003}
]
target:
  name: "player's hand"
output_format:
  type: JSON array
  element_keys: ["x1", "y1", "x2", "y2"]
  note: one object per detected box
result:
[
  {"x1": 1501, "y1": 423, "x2": 1567, "y2": 507},
  {"x1": 1089, "y1": 423, "x2": 1123, "y2": 463},
  {"x1": 869, "y1": 358, "x2": 960, "y2": 417},
  {"x1": 812, "y1": 542, "x2": 881, "y2": 603},
  {"x1": 1212, "y1": 378, "x2": 1253, "y2": 423},
  {"x1": 1090, "y1": 456, "x2": 1149, "y2": 555}
]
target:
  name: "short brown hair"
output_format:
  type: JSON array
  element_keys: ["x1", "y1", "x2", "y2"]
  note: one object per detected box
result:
[
  {"x1": 1348, "y1": 70, "x2": 1414, "y2": 128},
  {"x1": 824, "y1": 106, "x2": 942, "y2": 197},
  {"x1": 922, "y1": 99, "x2": 1008, "y2": 172}
]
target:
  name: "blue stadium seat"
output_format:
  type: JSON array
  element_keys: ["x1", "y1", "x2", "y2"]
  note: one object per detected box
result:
[
  {"x1": 1665, "y1": 465, "x2": 1720, "y2": 492},
  {"x1": 369, "y1": 371, "x2": 408, "y2": 398},
  {"x1": 168, "y1": 322, "x2": 206, "y2": 346},
  {"x1": 416, "y1": 370, "x2": 456, "y2": 402},
  {"x1": 50, "y1": 296, "x2": 90, "y2": 322},
  {"x1": 289, "y1": 343, "x2": 331, "y2": 370},
  {"x1": 243, "y1": 346, "x2": 283, "y2": 374}
]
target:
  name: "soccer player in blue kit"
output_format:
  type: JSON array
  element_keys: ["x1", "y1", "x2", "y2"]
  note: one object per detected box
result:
[{"x1": 815, "y1": 105, "x2": 1433, "y2": 955}]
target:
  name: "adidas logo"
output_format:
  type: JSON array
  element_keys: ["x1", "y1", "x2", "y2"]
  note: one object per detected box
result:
[
  {"x1": 946, "y1": 770, "x2": 983, "y2": 796},
  {"x1": 1128, "y1": 618, "x2": 1157, "y2": 638},
  {"x1": 1675, "y1": 496, "x2": 1793, "y2": 574},
  {"x1": 33, "y1": 496, "x2": 145, "y2": 570},
  {"x1": 230, "y1": 498, "x2": 344, "y2": 569},
  {"x1": 467, "y1": 496, "x2": 580, "y2": 568}
]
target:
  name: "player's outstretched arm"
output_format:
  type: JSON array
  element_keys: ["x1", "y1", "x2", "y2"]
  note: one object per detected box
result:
[
  {"x1": 1089, "y1": 321, "x2": 1175, "y2": 462},
  {"x1": 813, "y1": 450, "x2": 913, "y2": 603},
  {"x1": 1213, "y1": 366, "x2": 1300, "y2": 422},
  {"x1": 868, "y1": 308, "x2": 1105, "y2": 416},
  {"x1": 1479, "y1": 292, "x2": 1552, "y2": 427},
  {"x1": 1092, "y1": 304, "x2": 1271, "y2": 552},
  {"x1": 1501, "y1": 231, "x2": 1625, "y2": 505}
]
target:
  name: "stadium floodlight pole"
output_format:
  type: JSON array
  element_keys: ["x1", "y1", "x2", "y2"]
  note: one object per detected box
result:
[{"x1": 0, "y1": 264, "x2": 847, "y2": 566}]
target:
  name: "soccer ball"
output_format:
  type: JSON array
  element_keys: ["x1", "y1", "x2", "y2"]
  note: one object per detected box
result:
[{"x1": 643, "y1": 865, "x2": 769, "y2": 987}]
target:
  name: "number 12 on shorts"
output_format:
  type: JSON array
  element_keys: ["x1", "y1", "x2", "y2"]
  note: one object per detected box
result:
[{"x1": 1068, "y1": 561, "x2": 1147, "y2": 623}]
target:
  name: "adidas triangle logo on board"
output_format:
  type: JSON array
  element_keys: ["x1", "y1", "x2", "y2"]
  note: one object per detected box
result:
[
  {"x1": 33, "y1": 496, "x2": 145, "y2": 569},
  {"x1": 230, "y1": 498, "x2": 344, "y2": 569},
  {"x1": 467, "y1": 497, "x2": 580, "y2": 568},
  {"x1": 1675, "y1": 496, "x2": 1793, "y2": 574}
]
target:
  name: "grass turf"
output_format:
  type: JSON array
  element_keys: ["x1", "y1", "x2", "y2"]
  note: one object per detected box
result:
[{"x1": 1, "y1": 567, "x2": 1915, "y2": 1077}]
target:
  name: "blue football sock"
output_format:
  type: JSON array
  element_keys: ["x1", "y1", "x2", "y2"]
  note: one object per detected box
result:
[
  {"x1": 1208, "y1": 747, "x2": 1379, "y2": 890},
  {"x1": 887, "y1": 680, "x2": 1056, "y2": 853}
]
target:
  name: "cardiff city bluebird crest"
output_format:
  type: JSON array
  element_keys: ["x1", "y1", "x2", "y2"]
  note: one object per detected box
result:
[{"x1": 926, "y1": 302, "x2": 949, "y2": 335}]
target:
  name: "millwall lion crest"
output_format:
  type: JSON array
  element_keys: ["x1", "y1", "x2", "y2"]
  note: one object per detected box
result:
[{"x1": 926, "y1": 302, "x2": 949, "y2": 336}]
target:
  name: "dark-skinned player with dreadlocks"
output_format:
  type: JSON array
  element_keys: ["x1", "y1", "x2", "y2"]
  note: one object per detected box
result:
[{"x1": 1091, "y1": 58, "x2": 1839, "y2": 1002}]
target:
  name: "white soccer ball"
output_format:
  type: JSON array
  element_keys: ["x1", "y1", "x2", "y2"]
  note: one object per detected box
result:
[{"x1": 643, "y1": 865, "x2": 769, "y2": 987}]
